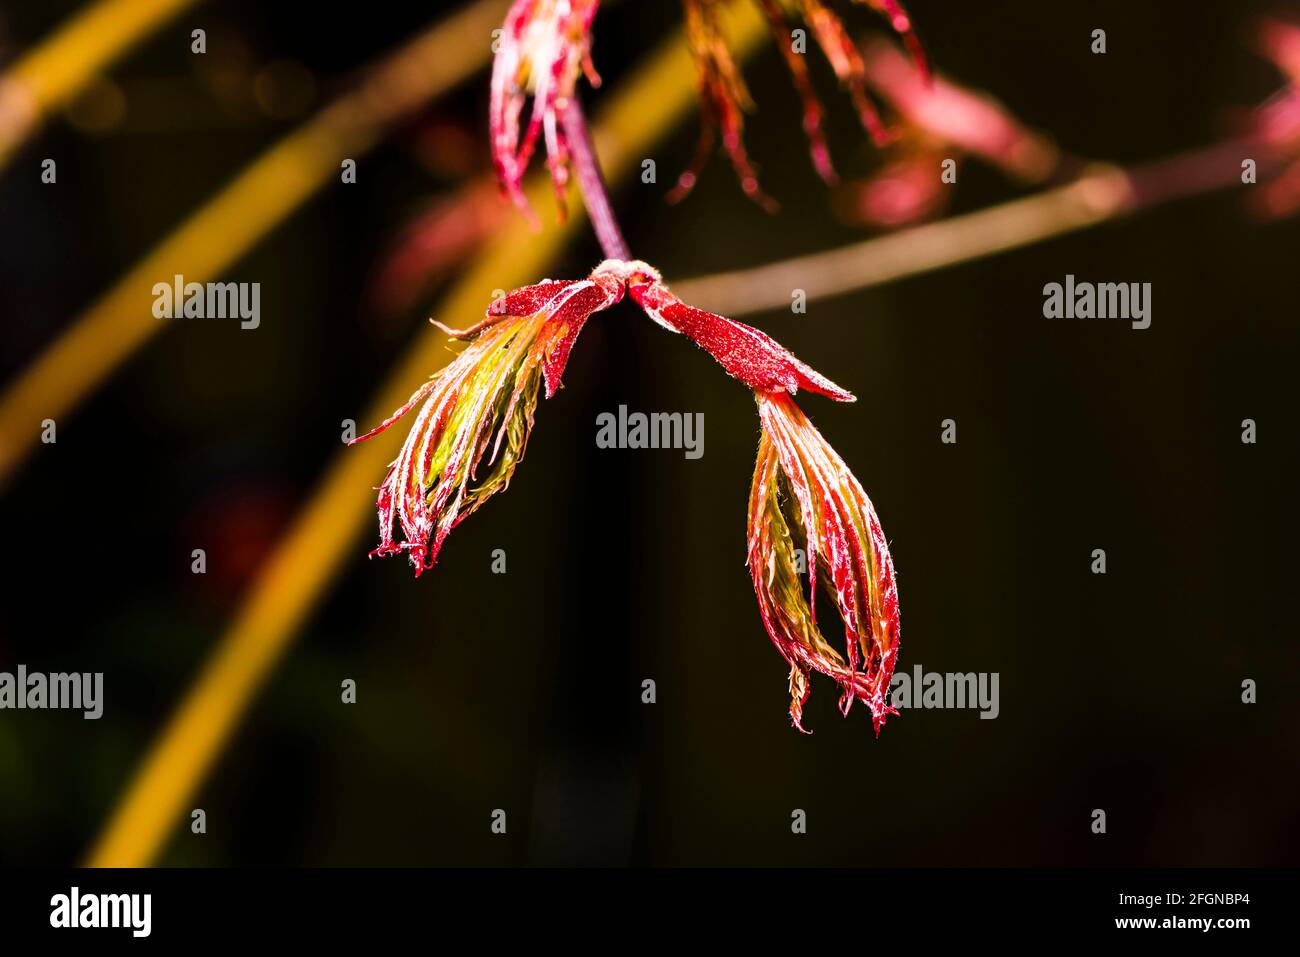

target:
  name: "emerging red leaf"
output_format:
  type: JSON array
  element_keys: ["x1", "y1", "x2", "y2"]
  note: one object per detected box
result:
[
  {"x1": 490, "y1": 0, "x2": 603, "y2": 223},
  {"x1": 748, "y1": 391, "x2": 900, "y2": 733},
  {"x1": 353, "y1": 258, "x2": 860, "y2": 601},
  {"x1": 351, "y1": 271, "x2": 622, "y2": 574},
  {"x1": 756, "y1": 0, "x2": 836, "y2": 184},
  {"x1": 673, "y1": 0, "x2": 929, "y2": 207},
  {"x1": 624, "y1": 265, "x2": 854, "y2": 401},
  {"x1": 672, "y1": 0, "x2": 778, "y2": 211}
]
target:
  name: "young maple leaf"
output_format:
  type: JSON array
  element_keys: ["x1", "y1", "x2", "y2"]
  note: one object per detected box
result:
[
  {"x1": 488, "y1": 1, "x2": 927, "y2": 218},
  {"x1": 351, "y1": 270, "x2": 623, "y2": 574},
  {"x1": 615, "y1": 260, "x2": 899, "y2": 733},
  {"x1": 672, "y1": 0, "x2": 779, "y2": 210},
  {"x1": 671, "y1": 0, "x2": 928, "y2": 207},
  {"x1": 355, "y1": 259, "x2": 902, "y2": 737},
  {"x1": 749, "y1": 391, "x2": 900, "y2": 733},
  {"x1": 621, "y1": 261, "x2": 854, "y2": 400},
  {"x1": 490, "y1": 0, "x2": 602, "y2": 222}
]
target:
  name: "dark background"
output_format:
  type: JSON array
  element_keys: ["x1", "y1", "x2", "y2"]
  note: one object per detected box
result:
[{"x1": 0, "y1": 0, "x2": 1296, "y2": 866}]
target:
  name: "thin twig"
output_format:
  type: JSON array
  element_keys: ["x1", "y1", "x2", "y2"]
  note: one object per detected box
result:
[
  {"x1": 674, "y1": 139, "x2": 1284, "y2": 317},
  {"x1": 562, "y1": 95, "x2": 631, "y2": 261}
]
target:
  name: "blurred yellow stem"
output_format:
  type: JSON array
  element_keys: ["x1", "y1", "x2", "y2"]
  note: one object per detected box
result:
[
  {"x1": 0, "y1": 0, "x2": 512, "y2": 486},
  {"x1": 86, "y1": 1, "x2": 765, "y2": 867},
  {"x1": 0, "y1": 0, "x2": 201, "y2": 166}
]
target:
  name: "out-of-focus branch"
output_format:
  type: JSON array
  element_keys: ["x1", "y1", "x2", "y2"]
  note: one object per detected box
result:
[
  {"x1": 85, "y1": 0, "x2": 767, "y2": 868},
  {"x1": 0, "y1": 0, "x2": 512, "y2": 487},
  {"x1": 0, "y1": 0, "x2": 201, "y2": 167},
  {"x1": 859, "y1": 37, "x2": 1060, "y2": 183},
  {"x1": 673, "y1": 139, "x2": 1282, "y2": 316}
]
